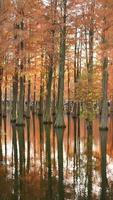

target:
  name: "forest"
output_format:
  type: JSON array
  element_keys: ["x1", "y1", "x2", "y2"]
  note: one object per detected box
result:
[{"x1": 0, "y1": 0, "x2": 113, "y2": 200}]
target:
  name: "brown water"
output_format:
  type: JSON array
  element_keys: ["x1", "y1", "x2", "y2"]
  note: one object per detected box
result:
[{"x1": 0, "y1": 115, "x2": 113, "y2": 200}]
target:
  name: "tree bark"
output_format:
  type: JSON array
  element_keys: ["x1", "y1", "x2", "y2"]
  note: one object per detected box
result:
[
  {"x1": 100, "y1": 58, "x2": 108, "y2": 130},
  {"x1": 16, "y1": 76, "x2": 24, "y2": 125},
  {"x1": 11, "y1": 72, "x2": 18, "y2": 122},
  {"x1": 26, "y1": 80, "x2": 31, "y2": 118},
  {"x1": 54, "y1": 0, "x2": 67, "y2": 128}
]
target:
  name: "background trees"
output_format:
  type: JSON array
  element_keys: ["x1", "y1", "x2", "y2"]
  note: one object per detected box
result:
[{"x1": 0, "y1": 0, "x2": 113, "y2": 129}]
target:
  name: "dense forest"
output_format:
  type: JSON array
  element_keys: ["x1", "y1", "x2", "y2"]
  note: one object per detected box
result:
[
  {"x1": 0, "y1": 0, "x2": 113, "y2": 199},
  {"x1": 0, "y1": 0, "x2": 113, "y2": 129}
]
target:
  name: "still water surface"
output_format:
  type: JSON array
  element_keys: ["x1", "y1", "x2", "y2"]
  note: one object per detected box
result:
[{"x1": 0, "y1": 115, "x2": 113, "y2": 200}]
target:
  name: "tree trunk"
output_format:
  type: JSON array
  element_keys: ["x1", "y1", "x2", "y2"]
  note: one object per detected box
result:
[
  {"x1": 11, "y1": 72, "x2": 18, "y2": 122},
  {"x1": 32, "y1": 75, "x2": 36, "y2": 114},
  {"x1": 100, "y1": 58, "x2": 108, "y2": 130},
  {"x1": 0, "y1": 67, "x2": 3, "y2": 116},
  {"x1": 26, "y1": 80, "x2": 31, "y2": 118},
  {"x1": 3, "y1": 75, "x2": 7, "y2": 118},
  {"x1": 43, "y1": 66, "x2": 53, "y2": 123},
  {"x1": 16, "y1": 76, "x2": 24, "y2": 125},
  {"x1": 54, "y1": 0, "x2": 67, "y2": 128}
]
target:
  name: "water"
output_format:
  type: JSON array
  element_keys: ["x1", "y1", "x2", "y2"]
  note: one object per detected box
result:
[{"x1": 0, "y1": 115, "x2": 113, "y2": 200}]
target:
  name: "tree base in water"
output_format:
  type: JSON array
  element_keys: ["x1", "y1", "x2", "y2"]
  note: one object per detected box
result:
[
  {"x1": 66, "y1": 112, "x2": 70, "y2": 115},
  {"x1": 54, "y1": 119, "x2": 66, "y2": 128},
  {"x1": 3, "y1": 114, "x2": 7, "y2": 118},
  {"x1": 26, "y1": 115, "x2": 30, "y2": 119},
  {"x1": 10, "y1": 119, "x2": 16, "y2": 123},
  {"x1": 72, "y1": 114, "x2": 77, "y2": 118},
  {"x1": 99, "y1": 127, "x2": 108, "y2": 131},
  {"x1": 16, "y1": 122, "x2": 25, "y2": 126},
  {"x1": 37, "y1": 112, "x2": 43, "y2": 116},
  {"x1": 43, "y1": 121, "x2": 53, "y2": 124}
]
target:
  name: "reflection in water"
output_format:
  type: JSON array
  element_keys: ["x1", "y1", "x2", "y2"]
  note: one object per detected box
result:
[
  {"x1": 56, "y1": 128, "x2": 64, "y2": 200},
  {"x1": 66, "y1": 115, "x2": 70, "y2": 170},
  {"x1": 0, "y1": 116, "x2": 113, "y2": 199},
  {"x1": 4, "y1": 117, "x2": 7, "y2": 167},
  {"x1": 17, "y1": 126, "x2": 25, "y2": 176},
  {"x1": 39, "y1": 116, "x2": 43, "y2": 175},
  {"x1": 87, "y1": 125, "x2": 93, "y2": 200},
  {"x1": 100, "y1": 130, "x2": 108, "y2": 200},
  {"x1": 73, "y1": 118, "x2": 76, "y2": 200},
  {"x1": 12, "y1": 123, "x2": 18, "y2": 200},
  {"x1": 45, "y1": 125, "x2": 52, "y2": 199},
  {"x1": 0, "y1": 116, "x2": 3, "y2": 162},
  {"x1": 26, "y1": 118, "x2": 30, "y2": 173},
  {"x1": 32, "y1": 114, "x2": 36, "y2": 165},
  {"x1": 12, "y1": 123, "x2": 18, "y2": 177}
]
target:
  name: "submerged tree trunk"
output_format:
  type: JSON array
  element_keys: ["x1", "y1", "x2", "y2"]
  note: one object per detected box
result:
[{"x1": 54, "y1": 0, "x2": 67, "y2": 128}]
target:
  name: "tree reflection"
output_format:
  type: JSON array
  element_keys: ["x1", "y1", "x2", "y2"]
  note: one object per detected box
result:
[
  {"x1": 17, "y1": 126, "x2": 25, "y2": 176},
  {"x1": 3, "y1": 117, "x2": 7, "y2": 170},
  {"x1": 0, "y1": 116, "x2": 3, "y2": 163},
  {"x1": 56, "y1": 128, "x2": 64, "y2": 200},
  {"x1": 32, "y1": 114, "x2": 36, "y2": 165},
  {"x1": 66, "y1": 115, "x2": 70, "y2": 170},
  {"x1": 73, "y1": 118, "x2": 76, "y2": 199},
  {"x1": 87, "y1": 123, "x2": 93, "y2": 200},
  {"x1": 39, "y1": 116, "x2": 43, "y2": 176},
  {"x1": 26, "y1": 118, "x2": 30, "y2": 173},
  {"x1": 76, "y1": 117, "x2": 80, "y2": 193},
  {"x1": 100, "y1": 130, "x2": 108, "y2": 200},
  {"x1": 45, "y1": 124, "x2": 52, "y2": 199},
  {"x1": 12, "y1": 123, "x2": 18, "y2": 200}
]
